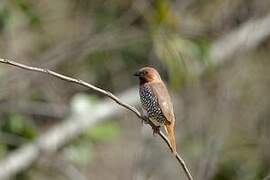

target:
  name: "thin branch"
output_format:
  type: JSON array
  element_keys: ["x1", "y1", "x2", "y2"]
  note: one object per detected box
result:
[{"x1": 0, "y1": 58, "x2": 194, "y2": 180}]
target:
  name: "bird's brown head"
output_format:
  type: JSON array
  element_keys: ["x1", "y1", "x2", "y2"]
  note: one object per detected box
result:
[{"x1": 134, "y1": 67, "x2": 161, "y2": 85}]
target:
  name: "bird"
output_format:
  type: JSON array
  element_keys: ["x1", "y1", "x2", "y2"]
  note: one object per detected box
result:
[{"x1": 134, "y1": 67, "x2": 176, "y2": 155}]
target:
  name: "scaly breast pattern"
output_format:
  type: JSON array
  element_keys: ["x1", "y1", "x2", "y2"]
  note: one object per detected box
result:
[{"x1": 139, "y1": 84, "x2": 167, "y2": 126}]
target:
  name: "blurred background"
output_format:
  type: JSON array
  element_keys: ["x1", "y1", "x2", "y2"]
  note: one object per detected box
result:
[{"x1": 0, "y1": 0, "x2": 270, "y2": 180}]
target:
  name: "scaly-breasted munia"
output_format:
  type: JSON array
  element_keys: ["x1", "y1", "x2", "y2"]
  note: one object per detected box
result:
[{"x1": 134, "y1": 67, "x2": 176, "y2": 155}]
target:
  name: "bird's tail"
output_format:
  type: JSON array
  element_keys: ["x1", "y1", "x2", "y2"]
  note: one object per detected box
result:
[{"x1": 164, "y1": 122, "x2": 176, "y2": 155}]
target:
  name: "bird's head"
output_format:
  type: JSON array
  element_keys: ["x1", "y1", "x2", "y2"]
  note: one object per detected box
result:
[{"x1": 134, "y1": 67, "x2": 161, "y2": 84}]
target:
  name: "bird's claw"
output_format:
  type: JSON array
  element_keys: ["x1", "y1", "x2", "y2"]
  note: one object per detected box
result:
[
  {"x1": 152, "y1": 125, "x2": 160, "y2": 136},
  {"x1": 141, "y1": 115, "x2": 150, "y2": 124}
]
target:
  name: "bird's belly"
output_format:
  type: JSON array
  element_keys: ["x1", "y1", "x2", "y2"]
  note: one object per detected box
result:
[
  {"x1": 148, "y1": 114, "x2": 167, "y2": 126},
  {"x1": 140, "y1": 85, "x2": 167, "y2": 126}
]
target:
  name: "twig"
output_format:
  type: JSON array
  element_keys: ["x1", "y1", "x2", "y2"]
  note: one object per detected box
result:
[{"x1": 0, "y1": 58, "x2": 194, "y2": 180}]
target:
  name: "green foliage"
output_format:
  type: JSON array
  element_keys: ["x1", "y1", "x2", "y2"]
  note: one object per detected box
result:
[
  {"x1": 256, "y1": 161, "x2": 270, "y2": 180},
  {"x1": 213, "y1": 160, "x2": 239, "y2": 180},
  {"x1": 15, "y1": 0, "x2": 41, "y2": 27},
  {"x1": 94, "y1": 2, "x2": 122, "y2": 30},
  {"x1": 154, "y1": 32, "x2": 211, "y2": 88},
  {"x1": 84, "y1": 121, "x2": 120, "y2": 142},
  {"x1": 0, "y1": 144, "x2": 7, "y2": 159},
  {"x1": 62, "y1": 121, "x2": 120, "y2": 166},
  {"x1": 0, "y1": 113, "x2": 37, "y2": 150},
  {"x1": 0, "y1": 6, "x2": 9, "y2": 33},
  {"x1": 1, "y1": 113, "x2": 36, "y2": 138},
  {"x1": 146, "y1": 0, "x2": 176, "y2": 32},
  {"x1": 63, "y1": 141, "x2": 93, "y2": 166},
  {"x1": 121, "y1": 42, "x2": 151, "y2": 66}
]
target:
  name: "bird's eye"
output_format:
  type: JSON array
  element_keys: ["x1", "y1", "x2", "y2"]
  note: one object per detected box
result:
[{"x1": 144, "y1": 71, "x2": 148, "y2": 74}]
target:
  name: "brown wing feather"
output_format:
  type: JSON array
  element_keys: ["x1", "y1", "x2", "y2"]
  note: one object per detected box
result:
[{"x1": 149, "y1": 82, "x2": 175, "y2": 124}]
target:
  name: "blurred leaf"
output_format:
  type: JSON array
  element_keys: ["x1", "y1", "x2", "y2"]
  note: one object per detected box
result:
[
  {"x1": 121, "y1": 42, "x2": 151, "y2": 66},
  {"x1": 153, "y1": 0, "x2": 169, "y2": 24},
  {"x1": 63, "y1": 141, "x2": 93, "y2": 166},
  {"x1": 84, "y1": 121, "x2": 120, "y2": 142},
  {"x1": 213, "y1": 159, "x2": 239, "y2": 180},
  {"x1": 256, "y1": 161, "x2": 270, "y2": 180},
  {"x1": 0, "y1": 6, "x2": 9, "y2": 33},
  {"x1": 153, "y1": 31, "x2": 211, "y2": 88},
  {"x1": 0, "y1": 144, "x2": 7, "y2": 158},
  {"x1": 9, "y1": 114, "x2": 25, "y2": 134},
  {"x1": 15, "y1": 0, "x2": 41, "y2": 27},
  {"x1": 95, "y1": 3, "x2": 121, "y2": 30},
  {"x1": 1, "y1": 113, "x2": 36, "y2": 141},
  {"x1": 146, "y1": 0, "x2": 176, "y2": 31}
]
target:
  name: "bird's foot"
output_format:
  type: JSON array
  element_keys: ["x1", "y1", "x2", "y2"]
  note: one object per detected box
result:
[
  {"x1": 141, "y1": 115, "x2": 150, "y2": 125},
  {"x1": 152, "y1": 125, "x2": 160, "y2": 136}
]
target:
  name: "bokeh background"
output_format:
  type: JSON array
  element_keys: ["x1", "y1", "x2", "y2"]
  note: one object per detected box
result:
[{"x1": 0, "y1": 0, "x2": 270, "y2": 180}]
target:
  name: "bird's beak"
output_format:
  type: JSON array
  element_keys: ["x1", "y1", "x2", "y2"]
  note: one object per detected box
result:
[{"x1": 133, "y1": 71, "x2": 140, "y2": 77}]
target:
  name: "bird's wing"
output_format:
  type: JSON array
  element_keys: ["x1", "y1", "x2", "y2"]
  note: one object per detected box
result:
[{"x1": 149, "y1": 82, "x2": 175, "y2": 124}]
